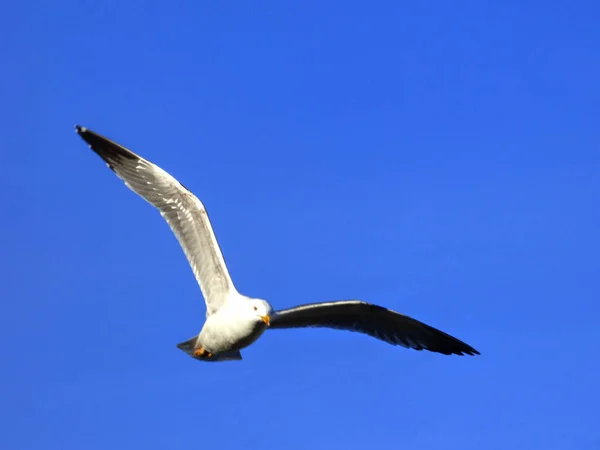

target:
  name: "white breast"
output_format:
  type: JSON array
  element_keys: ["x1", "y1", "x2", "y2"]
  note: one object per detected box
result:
[{"x1": 198, "y1": 307, "x2": 267, "y2": 353}]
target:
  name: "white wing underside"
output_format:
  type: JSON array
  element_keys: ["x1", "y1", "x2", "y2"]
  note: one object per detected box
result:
[{"x1": 77, "y1": 127, "x2": 236, "y2": 315}]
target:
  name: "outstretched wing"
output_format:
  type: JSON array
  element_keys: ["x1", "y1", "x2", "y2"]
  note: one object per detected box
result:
[
  {"x1": 269, "y1": 300, "x2": 479, "y2": 356},
  {"x1": 75, "y1": 125, "x2": 236, "y2": 314}
]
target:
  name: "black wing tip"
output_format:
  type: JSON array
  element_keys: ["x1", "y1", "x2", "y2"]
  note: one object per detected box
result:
[
  {"x1": 74, "y1": 124, "x2": 93, "y2": 141},
  {"x1": 455, "y1": 348, "x2": 480, "y2": 356},
  {"x1": 437, "y1": 344, "x2": 481, "y2": 357},
  {"x1": 73, "y1": 124, "x2": 139, "y2": 168},
  {"x1": 74, "y1": 124, "x2": 98, "y2": 148},
  {"x1": 366, "y1": 302, "x2": 481, "y2": 357},
  {"x1": 424, "y1": 336, "x2": 481, "y2": 356}
]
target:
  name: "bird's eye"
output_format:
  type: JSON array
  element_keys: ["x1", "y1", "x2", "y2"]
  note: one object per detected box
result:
[{"x1": 253, "y1": 306, "x2": 258, "y2": 311}]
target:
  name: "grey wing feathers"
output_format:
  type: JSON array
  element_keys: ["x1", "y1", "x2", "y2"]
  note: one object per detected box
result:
[
  {"x1": 75, "y1": 125, "x2": 235, "y2": 314},
  {"x1": 269, "y1": 300, "x2": 480, "y2": 356}
]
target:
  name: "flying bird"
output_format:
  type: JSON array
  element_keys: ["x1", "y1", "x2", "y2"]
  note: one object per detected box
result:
[{"x1": 75, "y1": 125, "x2": 480, "y2": 362}]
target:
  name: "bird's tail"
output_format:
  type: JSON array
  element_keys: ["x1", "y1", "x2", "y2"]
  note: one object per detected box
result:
[{"x1": 176, "y1": 336, "x2": 243, "y2": 362}]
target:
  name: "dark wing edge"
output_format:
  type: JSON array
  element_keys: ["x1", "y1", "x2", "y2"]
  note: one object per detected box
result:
[
  {"x1": 75, "y1": 125, "x2": 140, "y2": 171},
  {"x1": 74, "y1": 125, "x2": 182, "y2": 184},
  {"x1": 269, "y1": 300, "x2": 480, "y2": 356}
]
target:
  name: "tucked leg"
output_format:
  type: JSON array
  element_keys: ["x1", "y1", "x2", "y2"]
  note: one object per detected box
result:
[{"x1": 193, "y1": 347, "x2": 214, "y2": 358}]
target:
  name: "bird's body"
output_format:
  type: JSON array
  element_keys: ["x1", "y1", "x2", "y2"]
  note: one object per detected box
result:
[
  {"x1": 197, "y1": 294, "x2": 271, "y2": 354},
  {"x1": 75, "y1": 125, "x2": 480, "y2": 362}
]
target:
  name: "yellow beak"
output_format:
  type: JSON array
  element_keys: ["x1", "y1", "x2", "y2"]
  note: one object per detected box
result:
[{"x1": 261, "y1": 315, "x2": 271, "y2": 326}]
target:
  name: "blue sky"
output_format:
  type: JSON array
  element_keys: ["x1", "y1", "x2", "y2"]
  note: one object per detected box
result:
[{"x1": 2, "y1": 1, "x2": 600, "y2": 449}]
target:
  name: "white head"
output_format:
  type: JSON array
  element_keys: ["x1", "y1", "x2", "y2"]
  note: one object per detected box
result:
[{"x1": 247, "y1": 298, "x2": 274, "y2": 326}]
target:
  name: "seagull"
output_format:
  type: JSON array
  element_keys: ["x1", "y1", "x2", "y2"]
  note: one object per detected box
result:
[{"x1": 75, "y1": 125, "x2": 480, "y2": 362}]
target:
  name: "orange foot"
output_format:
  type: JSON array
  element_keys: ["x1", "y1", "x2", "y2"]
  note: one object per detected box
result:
[{"x1": 193, "y1": 347, "x2": 214, "y2": 358}]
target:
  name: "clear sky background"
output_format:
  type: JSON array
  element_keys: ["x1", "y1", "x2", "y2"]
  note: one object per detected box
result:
[{"x1": 2, "y1": 1, "x2": 599, "y2": 449}]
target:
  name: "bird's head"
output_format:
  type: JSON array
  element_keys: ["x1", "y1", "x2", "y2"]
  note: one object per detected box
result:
[{"x1": 247, "y1": 298, "x2": 273, "y2": 326}]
